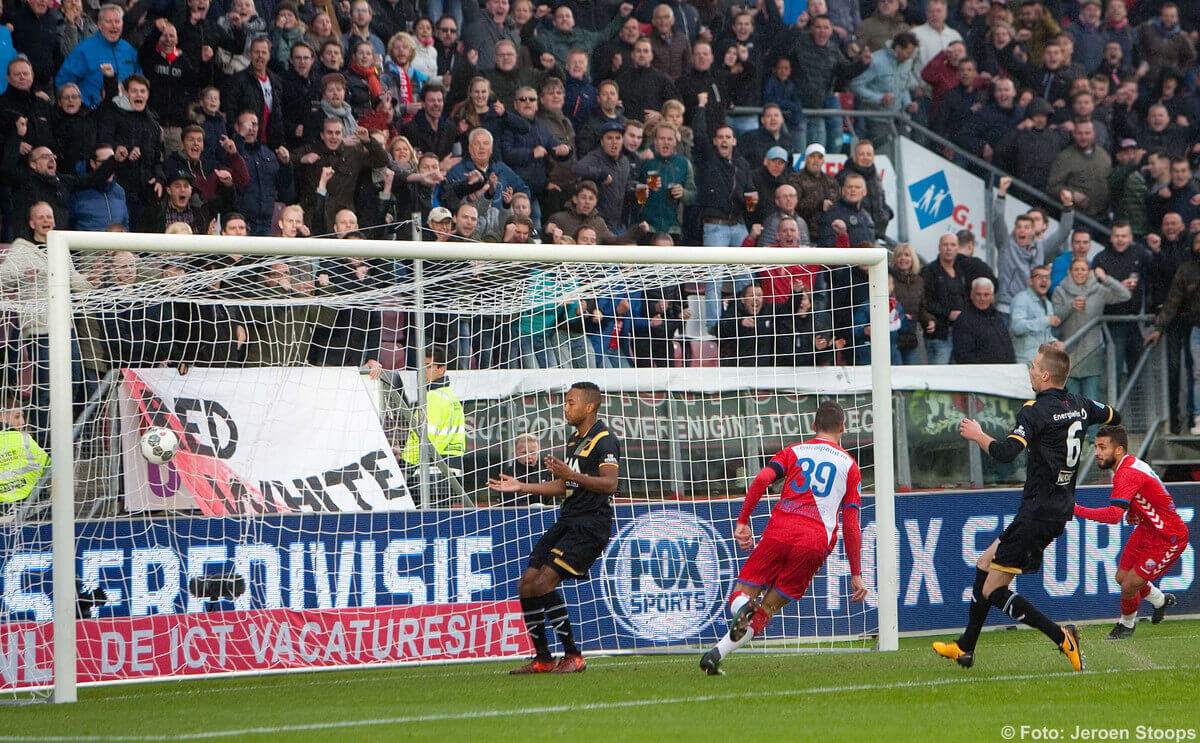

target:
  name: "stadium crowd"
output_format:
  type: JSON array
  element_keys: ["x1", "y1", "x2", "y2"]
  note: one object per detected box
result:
[{"x1": 0, "y1": 0, "x2": 1199, "y2": 442}]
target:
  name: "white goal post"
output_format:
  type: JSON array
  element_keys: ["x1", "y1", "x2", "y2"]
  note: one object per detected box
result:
[{"x1": 44, "y1": 231, "x2": 899, "y2": 703}]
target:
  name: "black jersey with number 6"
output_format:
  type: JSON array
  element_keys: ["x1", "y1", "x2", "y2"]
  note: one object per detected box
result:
[
  {"x1": 995, "y1": 387, "x2": 1119, "y2": 522},
  {"x1": 561, "y1": 420, "x2": 620, "y2": 519}
]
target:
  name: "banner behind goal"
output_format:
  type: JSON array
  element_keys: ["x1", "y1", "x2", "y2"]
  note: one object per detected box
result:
[{"x1": 6, "y1": 234, "x2": 898, "y2": 701}]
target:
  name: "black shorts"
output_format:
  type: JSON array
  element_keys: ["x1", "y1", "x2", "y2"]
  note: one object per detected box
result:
[
  {"x1": 529, "y1": 514, "x2": 612, "y2": 580},
  {"x1": 991, "y1": 517, "x2": 1067, "y2": 575}
]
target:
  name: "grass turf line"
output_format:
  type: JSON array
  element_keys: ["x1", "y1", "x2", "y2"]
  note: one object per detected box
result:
[{"x1": 4, "y1": 619, "x2": 1199, "y2": 742}]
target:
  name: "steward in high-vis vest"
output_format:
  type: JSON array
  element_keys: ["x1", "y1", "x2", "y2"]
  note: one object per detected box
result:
[
  {"x1": 402, "y1": 347, "x2": 465, "y2": 466},
  {"x1": 0, "y1": 402, "x2": 49, "y2": 508}
]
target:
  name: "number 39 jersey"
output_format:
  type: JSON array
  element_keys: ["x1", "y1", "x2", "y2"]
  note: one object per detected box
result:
[
  {"x1": 1005, "y1": 387, "x2": 1117, "y2": 522},
  {"x1": 764, "y1": 439, "x2": 861, "y2": 549}
]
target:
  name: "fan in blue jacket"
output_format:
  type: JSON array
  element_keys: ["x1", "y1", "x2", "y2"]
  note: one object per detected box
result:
[{"x1": 55, "y1": 18, "x2": 141, "y2": 108}]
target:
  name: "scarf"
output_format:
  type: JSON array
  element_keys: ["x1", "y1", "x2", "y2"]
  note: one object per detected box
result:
[
  {"x1": 351, "y1": 61, "x2": 384, "y2": 99},
  {"x1": 320, "y1": 98, "x2": 357, "y2": 134},
  {"x1": 888, "y1": 296, "x2": 901, "y2": 332},
  {"x1": 394, "y1": 63, "x2": 412, "y2": 105},
  {"x1": 1152, "y1": 18, "x2": 1182, "y2": 37},
  {"x1": 1104, "y1": 18, "x2": 1127, "y2": 31},
  {"x1": 418, "y1": 36, "x2": 434, "y2": 46}
]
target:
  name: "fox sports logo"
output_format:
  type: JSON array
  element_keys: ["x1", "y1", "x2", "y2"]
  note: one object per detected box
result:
[{"x1": 601, "y1": 510, "x2": 733, "y2": 641}]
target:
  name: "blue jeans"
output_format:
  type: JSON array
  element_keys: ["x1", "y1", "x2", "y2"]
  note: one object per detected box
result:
[
  {"x1": 476, "y1": 316, "x2": 515, "y2": 369},
  {"x1": 1190, "y1": 327, "x2": 1200, "y2": 418},
  {"x1": 726, "y1": 114, "x2": 758, "y2": 137},
  {"x1": 898, "y1": 345, "x2": 922, "y2": 365},
  {"x1": 702, "y1": 221, "x2": 748, "y2": 248},
  {"x1": 555, "y1": 328, "x2": 589, "y2": 368},
  {"x1": 1107, "y1": 320, "x2": 1145, "y2": 382},
  {"x1": 30, "y1": 335, "x2": 97, "y2": 451},
  {"x1": 926, "y1": 335, "x2": 953, "y2": 364},
  {"x1": 519, "y1": 332, "x2": 558, "y2": 369},
  {"x1": 1067, "y1": 374, "x2": 1101, "y2": 402},
  {"x1": 586, "y1": 332, "x2": 630, "y2": 368},
  {"x1": 799, "y1": 94, "x2": 843, "y2": 153},
  {"x1": 702, "y1": 268, "x2": 754, "y2": 333}
]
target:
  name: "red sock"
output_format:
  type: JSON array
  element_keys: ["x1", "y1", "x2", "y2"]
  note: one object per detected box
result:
[
  {"x1": 1120, "y1": 595, "x2": 1140, "y2": 616},
  {"x1": 1139, "y1": 584, "x2": 1151, "y2": 600},
  {"x1": 749, "y1": 608, "x2": 771, "y2": 635}
]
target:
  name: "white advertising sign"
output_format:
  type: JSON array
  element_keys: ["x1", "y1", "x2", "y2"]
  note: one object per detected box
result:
[
  {"x1": 896, "y1": 137, "x2": 1057, "y2": 263},
  {"x1": 119, "y1": 367, "x2": 415, "y2": 514}
]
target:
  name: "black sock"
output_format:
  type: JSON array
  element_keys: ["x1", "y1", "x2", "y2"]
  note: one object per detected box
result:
[
  {"x1": 987, "y1": 586, "x2": 1066, "y2": 645},
  {"x1": 957, "y1": 568, "x2": 990, "y2": 653},
  {"x1": 520, "y1": 595, "x2": 552, "y2": 660},
  {"x1": 543, "y1": 590, "x2": 579, "y2": 655}
]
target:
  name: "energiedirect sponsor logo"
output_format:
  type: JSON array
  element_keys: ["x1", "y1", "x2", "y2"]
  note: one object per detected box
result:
[{"x1": 601, "y1": 510, "x2": 733, "y2": 641}]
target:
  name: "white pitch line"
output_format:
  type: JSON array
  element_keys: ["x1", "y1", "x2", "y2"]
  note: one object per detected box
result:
[
  {"x1": 68, "y1": 629, "x2": 1200, "y2": 703},
  {"x1": 1, "y1": 664, "x2": 1193, "y2": 742},
  {"x1": 92, "y1": 655, "x2": 686, "y2": 702}
]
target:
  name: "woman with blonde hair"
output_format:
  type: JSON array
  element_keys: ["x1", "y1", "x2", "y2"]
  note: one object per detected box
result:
[
  {"x1": 888, "y1": 243, "x2": 934, "y2": 365},
  {"x1": 450, "y1": 76, "x2": 507, "y2": 149},
  {"x1": 387, "y1": 135, "x2": 419, "y2": 176},
  {"x1": 385, "y1": 32, "x2": 429, "y2": 122},
  {"x1": 1052, "y1": 259, "x2": 1130, "y2": 401}
]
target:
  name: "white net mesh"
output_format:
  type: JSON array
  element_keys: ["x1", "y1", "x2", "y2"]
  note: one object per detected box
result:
[{"x1": 1, "y1": 240, "x2": 890, "y2": 696}]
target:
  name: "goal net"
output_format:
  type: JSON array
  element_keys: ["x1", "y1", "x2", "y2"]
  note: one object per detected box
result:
[{"x1": 4, "y1": 234, "x2": 897, "y2": 701}]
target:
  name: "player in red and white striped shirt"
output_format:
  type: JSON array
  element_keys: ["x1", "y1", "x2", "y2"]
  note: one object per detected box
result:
[
  {"x1": 1073, "y1": 425, "x2": 1186, "y2": 639},
  {"x1": 700, "y1": 401, "x2": 868, "y2": 675}
]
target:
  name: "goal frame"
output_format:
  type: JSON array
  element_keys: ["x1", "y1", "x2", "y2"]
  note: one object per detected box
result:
[{"x1": 45, "y1": 230, "x2": 900, "y2": 703}]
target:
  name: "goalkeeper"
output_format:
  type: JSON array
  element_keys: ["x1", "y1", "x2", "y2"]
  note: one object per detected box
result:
[{"x1": 488, "y1": 382, "x2": 619, "y2": 674}]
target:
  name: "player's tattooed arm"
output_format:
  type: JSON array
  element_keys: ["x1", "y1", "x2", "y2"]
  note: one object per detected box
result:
[
  {"x1": 960, "y1": 417, "x2": 1026, "y2": 462},
  {"x1": 544, "y1": 456, "x2": 620, "y2": 494},
  {"x1": 487, "y1": 474, "x2": 568, "y2": 497}
]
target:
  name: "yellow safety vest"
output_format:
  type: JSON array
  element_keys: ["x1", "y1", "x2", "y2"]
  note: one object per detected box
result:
[
  {"x1": 0, "y1": 430, "x2": 49, "y2": 504},
  {"x1": 403, "y1": 384, "x2": 465, "y2": 465}
]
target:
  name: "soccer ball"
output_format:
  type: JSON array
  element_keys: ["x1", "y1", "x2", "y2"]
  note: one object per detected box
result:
[{"x1": 140, "y1": 427, "x2": 180, "y2": 465}]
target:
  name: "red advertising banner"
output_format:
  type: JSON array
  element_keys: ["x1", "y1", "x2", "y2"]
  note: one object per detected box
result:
[{"x1": 0, "y1": 602, "x2": 530, "y2": 689}]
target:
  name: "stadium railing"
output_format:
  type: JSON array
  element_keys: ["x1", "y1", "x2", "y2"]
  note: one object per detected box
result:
[
  {"x1": 1059, "y1": 314, "x2": 1169, "y2": 484},
  {"x1": 727, "y1": 106, "x2": 1112, "y2": 267}
]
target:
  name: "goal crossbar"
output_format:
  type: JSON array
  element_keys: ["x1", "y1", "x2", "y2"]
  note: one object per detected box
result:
[{"x1": 44, "y1": 230, "x2": 900, "y2": 703}]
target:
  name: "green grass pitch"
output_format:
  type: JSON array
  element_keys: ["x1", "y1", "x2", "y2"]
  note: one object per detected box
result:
[{"x1": 5, "y1": 619, "x2": 1200, "y2": 741}]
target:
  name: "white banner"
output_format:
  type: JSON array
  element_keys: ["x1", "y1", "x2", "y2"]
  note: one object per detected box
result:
[
  {"x1": 119, "y1": 367, "x2": 415, "y2": 513},
  {"x1": 896, "y1": 137, "x2": 1056, "y2": 263}
]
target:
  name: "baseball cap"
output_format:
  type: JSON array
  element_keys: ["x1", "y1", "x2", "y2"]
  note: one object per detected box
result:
[
  {"x1": 804, "y1": 143, "x2": 826, "y2": 157},
  {"x1": 428, "y1": 206, "x2": 453, "y2": 224},
  {"x1": 166, "y1": 172, "x2": 193, "y2": 186},
  {"x1": 765, "y1": 146, "x2": 789, "y2": 161},
  {"x1": 1117, "y1": 138, "x2": 1139, "y2": 150},
  {"x1": 600, "y1": 121, "x2": 624, "y2": 135}
]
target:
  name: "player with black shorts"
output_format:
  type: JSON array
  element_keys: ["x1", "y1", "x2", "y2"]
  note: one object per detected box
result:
[
  {"x1": 488, "y1": 381, "x2": 619, "y2": 674},
  {"x1": 934, "y1": 343, "x2": 1120, "y2": 671}
]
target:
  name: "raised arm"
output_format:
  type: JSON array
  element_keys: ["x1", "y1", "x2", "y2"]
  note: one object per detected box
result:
[
  {"x1": 545, "y1": 455, "x2": 619, "y2": 494},
  {"x1": 488, "y1": 473, "x2": 569, "y2": 498},
  {"x1": 960, "y1": 413, "x2": 1029, "y2": 463}
]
